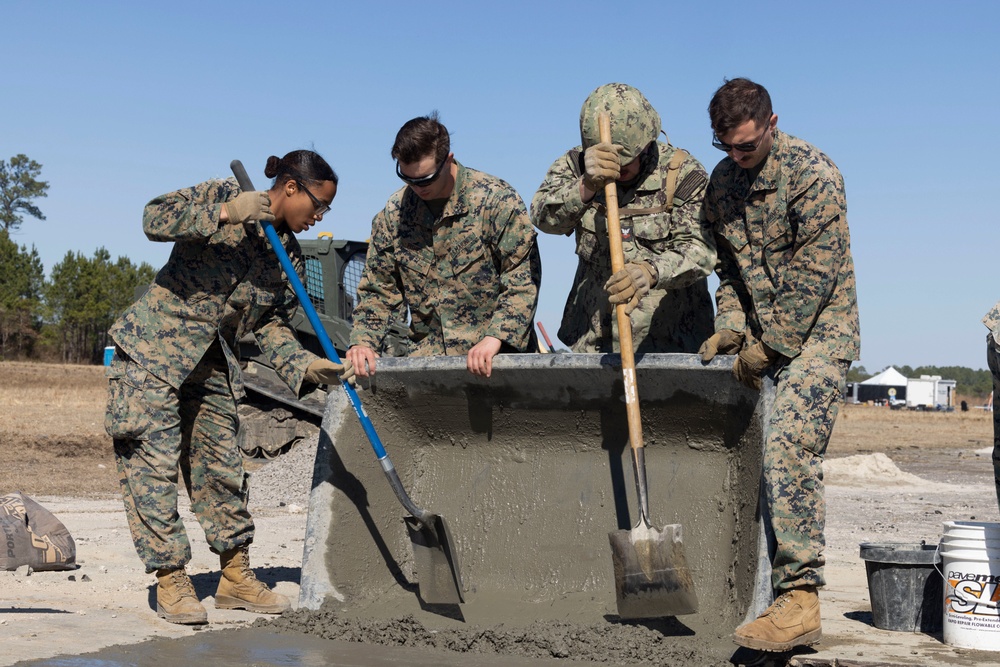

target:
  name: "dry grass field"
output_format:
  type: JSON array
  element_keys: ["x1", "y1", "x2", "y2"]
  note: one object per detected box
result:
[
  {"x1": 0, "y1": 361, "x2": 118, "y2": 496},
  {"x1": 0, "y1": 360, "x2": 994, "y2": 497},
  {"x1": 830, "y1": 399, "x2": 993, "y2": 484}
]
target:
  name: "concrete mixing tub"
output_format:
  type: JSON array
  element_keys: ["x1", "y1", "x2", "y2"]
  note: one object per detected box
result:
[{"x1": 299, "y1": 353, "x2": 771, "y2": 633}]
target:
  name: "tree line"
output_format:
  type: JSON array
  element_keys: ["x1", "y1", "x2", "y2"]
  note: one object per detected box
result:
[
  {"x1": 0, "y1": 154, "x2": 155, "y2": 364},
  {"x1": 0, "y1": 230, "x2": 156, "y2": 363}
]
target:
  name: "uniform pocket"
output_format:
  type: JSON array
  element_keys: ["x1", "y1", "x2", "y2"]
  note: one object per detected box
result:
[
  {"x1": 104, "y1": 352, "x2": 157, "y2": 441},
  {"x1": 764, "y1": 217, "x2": 796, "y2": 266},
  {"x1": 632, "y1": 212, "x2": 672, "y2": 254},
  {"x1": 399, "y1": 246, "x2": 432, "y2": 282},
  {"x1": 720, "y1": 225, "x2": 748, "y2": 255},
  {"x1": 446, "y1": 237, "x2": 493, "y2": 301},
  {"x1": 447, "y1": 234, "x2": 488, "y2": 278},
  {"x1": 575, "y1": 227, "x2": 601, "y2": 264},
  {"x1": 244, "y1": 278, "x2": 287, "y2": 333},
  {"x1": 774, "y1": 356, "x2": 847, "y2": 457}
]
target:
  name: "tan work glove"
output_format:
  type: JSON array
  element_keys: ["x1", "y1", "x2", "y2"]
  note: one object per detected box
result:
[
  {"x1": 304, "y1": 358, "x2": 356, "y2": 388},
  {"x1": 582, "y1": 142, "x2": 622, "y2": 192},
  {"x1": 604, "y1": 261, "x2": 656, "y2": 315},
  {"x1": 732, "y1": 342, "x2": 779, "y2": 391},
  {"x1": 223, "y1": 191, "x2": 274, "y2": 225},
  {"x1": 698, "y1": 329, "x2": 746, "y2": 363}
]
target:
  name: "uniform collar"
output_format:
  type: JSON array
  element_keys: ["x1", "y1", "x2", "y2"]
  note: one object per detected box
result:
[
  {"x1": 750, "y1": 128, "x2": 787, "y2": 191},
  {"x1": 630, "y1": 143, "x2": 664, "y2": 192},
  {"x1": 443, "y1": 160, "x2": 470, "y2": 218}
]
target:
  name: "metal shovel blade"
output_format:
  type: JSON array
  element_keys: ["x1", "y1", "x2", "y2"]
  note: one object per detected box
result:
[
  {"x1": 609, "y1": 522, "x2": 698, "y2": 618},
  {"x1": 404, "y1": 514, "x2": 465, "y2": 604}
]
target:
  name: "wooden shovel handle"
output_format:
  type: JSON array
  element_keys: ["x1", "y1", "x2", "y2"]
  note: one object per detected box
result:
[{"x1": 598, "y1": 113, "x2": 643, "y2": 453}]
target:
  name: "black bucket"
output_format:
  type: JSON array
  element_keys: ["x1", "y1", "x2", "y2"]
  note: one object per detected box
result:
[{"x1": 859, "y1": 542, "x2": 942, "y2": 633}]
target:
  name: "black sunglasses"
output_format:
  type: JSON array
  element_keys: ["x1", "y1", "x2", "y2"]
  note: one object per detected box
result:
[
  {"x1": 712, "y1": 122, "x2": 771, "y2": 153},
  {"x1": 295, "y1": 181, "x2": 330, "y2": 217},
  {"x1": 396, "y1": 157, "x2": 448, "y2": 187}
]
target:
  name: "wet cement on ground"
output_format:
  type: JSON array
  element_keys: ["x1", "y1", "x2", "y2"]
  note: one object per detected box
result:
[
  {"x1": 260, "y1": 602, "x2": 734, "y2": 665},
  {"x1": 13, "y1": 616, "x2": 734, "y2": 666},
  {"x1": 11, "y1": 628, "x2": 618, "y2": 666}
]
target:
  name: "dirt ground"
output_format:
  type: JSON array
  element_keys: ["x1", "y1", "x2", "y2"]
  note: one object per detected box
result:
[
  {"x1": 0, "y1": 361, "x2": 272, "y2": 497},
  {"x1": 2, "y1": 360, "x2": 1000, "y2": 666}
]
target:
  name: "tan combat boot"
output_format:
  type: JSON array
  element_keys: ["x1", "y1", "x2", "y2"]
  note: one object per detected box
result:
[
  {"x1": 155, "y1": 568, "x2": 208, "y2": 625},
  {"x1": 215, "y1": 545, "x2": 290, "y2": 614},
  {"x1": 733, "y1": 586, "x2": 821, "y2": 652}
]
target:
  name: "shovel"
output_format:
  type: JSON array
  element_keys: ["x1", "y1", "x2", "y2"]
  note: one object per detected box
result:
[
  {"x1": 536, "y1": 321, "x2": 564, "y2": 354},
  {"x1": 596, "y1": 117, "x2": 698, "y2": 618},
  {"x1": 230, "y1": 160, "x2": 464, "y2": 605}
]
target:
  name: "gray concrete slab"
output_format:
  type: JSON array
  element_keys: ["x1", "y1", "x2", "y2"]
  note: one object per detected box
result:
[{"x1": 300, "y1": 353, "x2": 769, "y2": 646}]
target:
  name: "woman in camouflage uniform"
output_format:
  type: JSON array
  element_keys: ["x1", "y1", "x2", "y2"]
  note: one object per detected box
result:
[{"x1": 105, "y1": 151, "x2": 353, "y2": 625}]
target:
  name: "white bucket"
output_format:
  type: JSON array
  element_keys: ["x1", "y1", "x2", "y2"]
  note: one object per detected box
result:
[
  {"x1": 944, "y1": 521, "x2": 1000, "y2": 540},
  {"x1": 942, "y1": 538, "x2": 1000, "y2": 551},
  {"x1": 941, "y1": 521, "x2": 1000, "y2": 651}
]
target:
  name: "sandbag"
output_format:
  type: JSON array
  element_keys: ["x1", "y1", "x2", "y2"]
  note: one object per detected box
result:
[{"x1": 0, "y1": 492, "x2": 76, "y2": 571}]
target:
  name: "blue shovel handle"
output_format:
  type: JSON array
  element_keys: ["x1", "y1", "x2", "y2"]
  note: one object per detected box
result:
[{"x1": 230, "y1": 160, "x2": 465, "y2": 604}]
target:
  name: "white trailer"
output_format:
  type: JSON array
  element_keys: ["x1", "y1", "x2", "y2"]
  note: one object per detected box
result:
[{"x1": 906, "y1": 375, "x2": 956, "y2": 410}]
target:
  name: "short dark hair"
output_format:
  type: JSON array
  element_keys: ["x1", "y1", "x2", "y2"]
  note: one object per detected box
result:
[
  {"x1": 264, "y1": 150, "x2": 338, "y2": 187},
  {"x1": 391, "y1": 112, "x2": 450, "y2": 165},
  {"x1": 708, "y1": 78, "x2": 773, "y2": 136}
]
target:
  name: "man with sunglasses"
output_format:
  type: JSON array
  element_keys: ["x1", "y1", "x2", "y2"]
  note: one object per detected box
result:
[
  {"x1": 699, "y1": 78, "x2": 860, "y2": 653},
  {"x1": 347, "y1": 113, "x2": 541, "y2": 378},
  {"x1": 530, "y1": 83, "x2": 715, "y2": 354}
]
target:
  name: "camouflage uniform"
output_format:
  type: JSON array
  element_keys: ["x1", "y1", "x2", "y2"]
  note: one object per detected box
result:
[
  {"x1": 106, "y1": 178, "x2": 319, "y2": 572},
  {"x1": 350, "y1": 161, "x2": 541, "y2": 355},
  {"x1": 983, "y1": 301, "x2": 1000, "y2": 510},
  {"x1": 532, "y1": 143, "x2": 715, "y2": 352},
  {"x1": 704, "y1": 129, "x2": 860, "y2": 592}
]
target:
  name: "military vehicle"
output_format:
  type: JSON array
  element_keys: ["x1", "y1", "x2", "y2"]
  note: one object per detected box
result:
[{"x1": 236, "y1": 232, "x2": 408, "y2": 458}]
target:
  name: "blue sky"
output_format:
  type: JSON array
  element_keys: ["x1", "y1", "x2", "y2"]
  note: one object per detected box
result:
[{"x1": 3, "y1": 1, "x2": 997, "y2": 372}]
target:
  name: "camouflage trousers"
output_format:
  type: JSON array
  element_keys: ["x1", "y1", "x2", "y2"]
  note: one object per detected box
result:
[
  {"x1": 105, "y1": 342, "x2": 252, "y2": 573},
  {"x1": 766, "y1": 353, "x2": 848, "y2": 592},
  {"x1": 987, "y1": 334, "x2": 1000, "y2": 511}
]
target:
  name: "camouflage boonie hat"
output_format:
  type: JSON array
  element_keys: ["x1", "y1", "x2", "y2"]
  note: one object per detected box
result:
[{"x1": 580, "y1": 83, "x2": 661, "y2": 164}]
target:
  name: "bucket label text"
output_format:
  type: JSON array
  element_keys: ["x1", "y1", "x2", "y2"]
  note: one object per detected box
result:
[{"x1": 948, "y1": 573, "x2": 1000, "y2": 616}]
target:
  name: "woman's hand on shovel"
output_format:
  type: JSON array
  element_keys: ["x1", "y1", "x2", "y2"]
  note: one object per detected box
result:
[{"x1": 304, "y1": 358, "x2": 357, "y2": 388}]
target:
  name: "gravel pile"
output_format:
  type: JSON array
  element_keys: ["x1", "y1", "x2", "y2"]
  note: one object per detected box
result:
[{"x1": 247, "y1": 434, "x2": 319, "y2": 515}]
